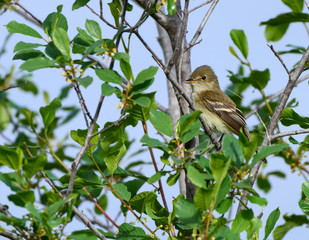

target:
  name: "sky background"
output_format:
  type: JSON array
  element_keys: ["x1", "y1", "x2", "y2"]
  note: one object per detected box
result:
[{"x1": 0, "y1": 0, "x2": 308, "y2": 239}]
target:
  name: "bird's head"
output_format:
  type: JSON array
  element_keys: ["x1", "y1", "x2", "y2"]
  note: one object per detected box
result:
[{"x1": 185, "y1": 65, "x2": 220, "y2": 91}]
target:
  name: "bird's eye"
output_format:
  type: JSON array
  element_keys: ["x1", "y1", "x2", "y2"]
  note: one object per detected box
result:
[{"x1": 202, "y1": 76, "x2": 207, "y2": 80}]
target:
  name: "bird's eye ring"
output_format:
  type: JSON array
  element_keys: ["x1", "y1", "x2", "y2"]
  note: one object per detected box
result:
[{"x1": 202, "y1": 76, "x2": 207, "y2": 80}]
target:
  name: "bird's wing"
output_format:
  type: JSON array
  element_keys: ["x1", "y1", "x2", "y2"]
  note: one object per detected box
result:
[{"x1": 200, "y1": 90, "x2": 247, "y2": 134}]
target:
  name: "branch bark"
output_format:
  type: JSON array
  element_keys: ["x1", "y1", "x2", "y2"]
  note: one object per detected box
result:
[{"x1": 237, "y1": 44, "x2": 309, "y2": 213}]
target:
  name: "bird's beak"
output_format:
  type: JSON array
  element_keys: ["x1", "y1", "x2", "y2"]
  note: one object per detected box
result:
[{"x1": 185, "y1": 78, "x2": 196, "y2": 84}]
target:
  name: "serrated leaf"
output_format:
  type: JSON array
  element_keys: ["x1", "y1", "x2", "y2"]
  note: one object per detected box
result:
[
  {"x1": 95, "y1": 68, "x2": 122, "y2": 84},
  {"x1": 113, "y1": 183, "x2": 131, "y2": 201},
  {"x1": 149, "y1": 109, "x2": 173, "y2": 137},
  {"x1": 6, "y1": 21, "x2": 42, "y2": 38},
  {"x1": 282, "y1": 0, "x2": 303, "y2": 12},
  {"x1": 43, "y1": 12, "x2": 68, "y2": 38},
  {"x1": 53, "y1": 27, "x2": 71, "y2": 58},
  {"x1": 85, "y1": 19, "x2": 102, "y2": 39},
  {"x1": 230, "y1": 29, "x2": 248, "y2": 59},
  {"x1": 264, "y1": 208, "x2": 280, "y2": 240},
  {"x1": 132, "y1": 66, "x2": 158, "y2": 94},
  {"x1": 140, "y1": 135, "x2": 169, "y2": 153},
  {"x1": 13, "y1": 49, "x2": 45, "y2": 60},
  {"x1": 302, "y1": 182, "x2": 309, "y2": 199},
  {"x1": 14, "y1": 41, "x2": 43, "y2": 52},
  {"x1": 72, "y1": 0, "x2": 90, "y2": 10},
  {"x1": 147, "y1": 171, "x2": 168, "y2": 184},
  {"x1": 250, "y1": 143, "x2": 288, "y2": 167},
  {"x1": 176, "y1": 197, "x2": 202, "y2": 227},
  {"x1": 0, "y1": 146, "x2": 23, "y2": 170},
  {"x1": 39, "y1": 97, "x2": 62, "y2": 128},
  {"x1": 106, "y1": 143, "x2": 127, "y2": 175},
  {"x1": 20, "y1": 57, "x2": 56, "y2": 72},
  {"x1": 186, "y1": 165, "x2": 206, "y2": 189},
  {"x1": 117, "y1": 223, "x2": 148, "y2": 240},
  {"x1": 231, "y1": 209, "x2": 254, "y2": 233},
  {"x1": 247, "y1": 195, "x2": 268, "y2": 207},
  {"x1": 222, "y1": 134, "x2": 244, "y2": 168},
  {"x1": 194, "y1": 187, "x2": 215, "y2": 211},
  {"x1": 280, "y1": 108, "x2": 309, "y2": 129},
  {"x1": 101, "y1": 83, "x2": 119, "y2": 96}
]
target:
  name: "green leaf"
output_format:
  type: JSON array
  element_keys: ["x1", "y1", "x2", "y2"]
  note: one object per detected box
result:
[
  {"x1": 298, "y1": 199, "x2": 309, "y2": 214},
  {"x1": 101, "y1": 83, "x2": 119, "y2": 96},
  {"x1": 52, "y1": 27, "x2": 71, "y2": 58},
  {"x1": 247, "y1": 195, "x2": 268, "y2": 207},
  {"x1": 117, "y1": 223, "x2": 148, "y2": 240},
  {"x1": 20, "y1": 57, "x2": 56, "y2": 72},
  {"x1": 14, "y1": 41, "x2": 43, "y2": 52},
  {"x1": 6, "y1": 21, "x2": 42, "y2": 38},
  {"x1": 106, "y1": 143, "x2": 127, "y2": 175},
  {"x1": 140, "y1": 135, "x2": 169, "y2": 153},
  {"x1": 8, "y1": 191, "x2": 35, "y2": 207},
  {"x1": 302, "y1": 182, "x2": 309, "y2": 199},
  {"x1": 229, "y1": 46, "x2": 246, "y2": 63},
  {"x1": 13, "y1": 49, "x2": 45, "y2": 60},
  {"x1": 231, "y1": 209, "x2": 254, "y2": 233},
  {"x1": 43, "y1": 12, "x2": 68, "y2": 38},
  {"x1": 282, "y1": 0, "x2": 303, "y2": 12},
  {"x1": 273, "y1": 214, "x2": 309, "y2": 240},
  {"x1": 0, "y1": 146, "x2": 23, "y2": 170},
  {"x1": 167, "y1": 0, "x2": 177, "y2": 15},
  {"x1": 230, "y1": 29, "x2": 248, "y2": 59},
  {"x1": 210, "y1": 153, "x2": 230, "y2": 186},
  {"x1": 134, "y1": 96, "x2": 150, "y2": 108},
  {"x1": 250, "y1": 143, "x2": 288, "y2": 167},
  {"x1": 222, "y1": 134, "x2": 244, "y2": 168},
  {"x1": 246, "y1": 69, "x2": 270, "y2": 90},
  {"x1": 132, "y1": 66, "x2": 158, "y2": 94},
  {"x1": 176, "y1": 197, "x2": 202, "y2": 227},
  {"x1": 186, "y1": 165, "x2": 206, "y2": 189},
  {"x1": 39, "y1": 97, "x2": 62, "y2": 128},
  {"x1": 260, "y1": 12, "x2": 309, "y2": 26},
  {"x1": 85, "y1": 19, "x2": 102, "y2": 39},
  {"x1": 23, "y1": 154, "x2": 47, "y2": 178},
  {"x1": 264, "y1": 207, "x2": 280, "y2": 240},
  {"x1": 149, "y1": 109, "x2": 173, "y2": 137},
  {"x1": 280, "y1": 108, "x2": 309, "y2": 129},
  {"x1": 166, "y1": 172, "x2": 180, "y2": 186},
  {"x1": 247, "y1": 217, "x2": 263, "y2": 240},
  {"x1": 176, "y1": 111, "x2": 202, "y2": 142},
  {"x1": 194, "y1": 187, "x2": 215, "y2": 211},
  {"x1": 114, "y1": 183, "x2": 131, "y2": 201},
  {"x1": 70, "y1": 230, "x2": 98, "y2": 240},
  {"x1": 77, "y1": 76, "x2": 93, "y2": 88},
  {"x1": 147, "y1": 171, "x2": 168, "y2": 184},
  {"x1": 95, "y1": 68, "x2": 122, "y2": 84},
  {"x1": 265, "y1": 24, "x2": 289, "y2": 42},
  {"x1": 72, "y1": 0, "x2": 90, "y2": 10},
  {"x1": 216, "y1": 197, "x2": 233, "y2": 214},
  {"x1": 129, "y1": 191, "x2": 157, "y2": 213}
]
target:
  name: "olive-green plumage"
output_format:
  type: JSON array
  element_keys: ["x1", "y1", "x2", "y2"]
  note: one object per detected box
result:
[{"x1": 186, "y1": 65, "x2": 251, "y2": 140}]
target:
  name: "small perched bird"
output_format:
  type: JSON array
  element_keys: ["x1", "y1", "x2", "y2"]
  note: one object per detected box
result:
[{"x1": 185, "y1": 65, "x2": 251, "y2": 141}]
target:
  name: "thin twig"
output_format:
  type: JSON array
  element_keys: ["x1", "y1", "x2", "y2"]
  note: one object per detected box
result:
[
  {"x1": 237, "y1": 44, "x2": 309, "y2": 214},
  {"x1": 86, "y1": 4, "x2": 117, "y2": 29},
  {"x1": 188, "y1": 0, "x2": 220, "y2": 48},
  {"x1": 188, "y1": 0, "x2": 213, "y2": 13},
  {"x1": 268, "y1": 45, "x2": 291, "y2": 77},
  {"x1": 0, "y1": 81, "x2": 27, "y2": 93},
  {"x1": 40, "y1": 171, "x2": 106, "y2": 240},
  {"x1": 270, "y1": 129, "x2": 309, "y2": 141},
  {"x1": 13, "y1": 2, "x2": 42, "y2": 27}
]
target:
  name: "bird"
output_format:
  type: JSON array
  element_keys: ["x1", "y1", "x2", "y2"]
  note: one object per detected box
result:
[{"x1": 185, "y1": 65, "x2": 251, "y2": 141}]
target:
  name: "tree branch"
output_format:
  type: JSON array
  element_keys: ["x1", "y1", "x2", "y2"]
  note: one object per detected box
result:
[
  {"x1": 270, "y1": 129, "x2": 309, "y2": 141},
  {"x1": 237, "y1": 44, "x2": 309, "y2": 213},
  {"x1": 188, "y1": 0, "x2": 220, "y2": 48},
  {"x1": 0, "y1": 81, "x2": 27, "y2": 93}
]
